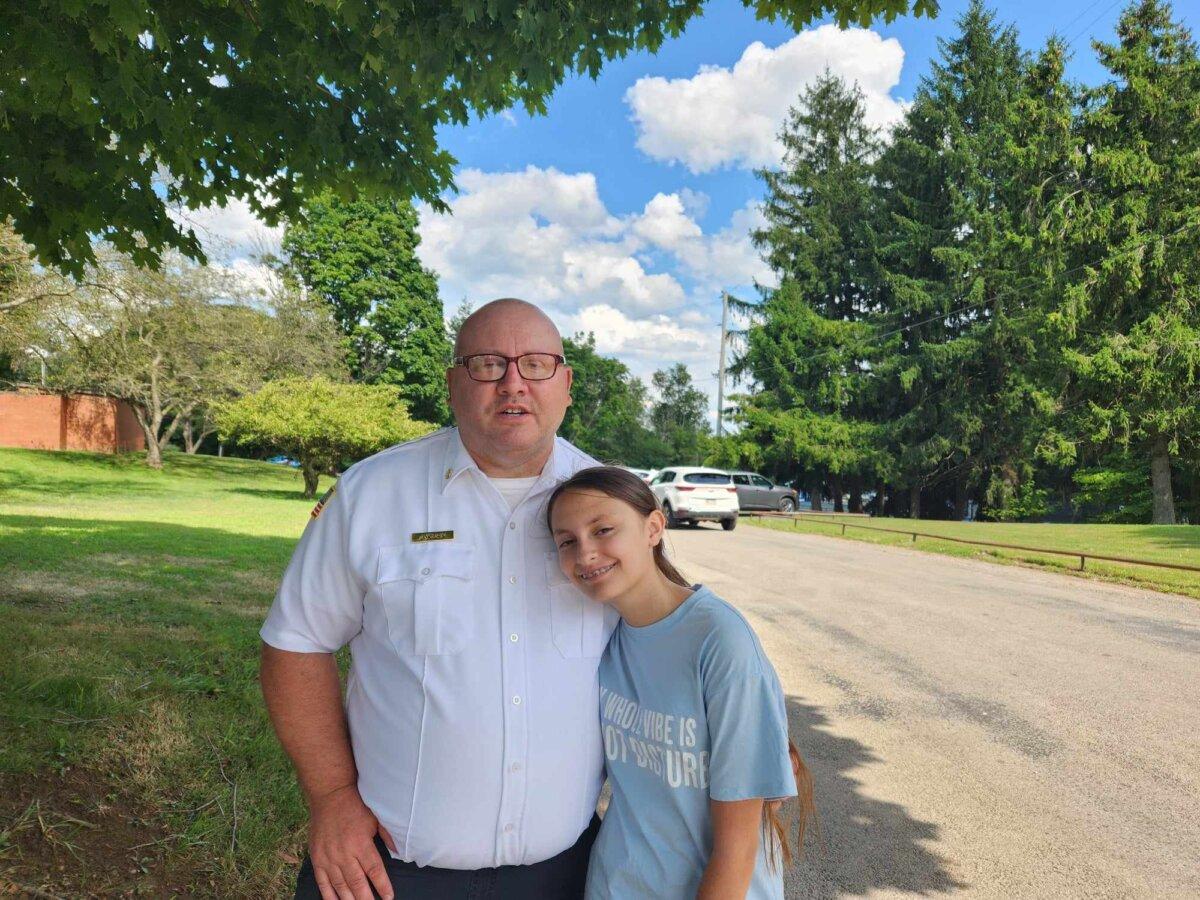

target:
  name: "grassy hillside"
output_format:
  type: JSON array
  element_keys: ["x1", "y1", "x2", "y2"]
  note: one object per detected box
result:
[
  {"x1": 0, "y1": 448, "x2": 319, "y2": 897},
  {"x1": 747, "y1": 512, "x2": 1200, "y2": 600}
]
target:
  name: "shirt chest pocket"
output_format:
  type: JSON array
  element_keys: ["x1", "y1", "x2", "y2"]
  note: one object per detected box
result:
[
  {"x1": 544, "y1": 551, "x2": 609, "y2": 659},
  {"x1": 376, "y1": 544, "x2": 476, "y2": 656}
]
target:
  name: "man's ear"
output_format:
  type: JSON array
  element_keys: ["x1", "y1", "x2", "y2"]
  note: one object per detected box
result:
[
  {"x1": 445, "y1": 367, "x2": 455, "y2": 405},
  {"x1": 564, "y1": 365, "x2": 573, "y2": 407}
]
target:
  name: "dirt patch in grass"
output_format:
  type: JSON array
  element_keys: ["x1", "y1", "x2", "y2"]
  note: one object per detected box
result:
[
  {"x1": 4, "y1": 573, "x2": 135, "y2": 605},
  {"x1": 0, "y1": 766, "x2": 218, "y2": 899}
]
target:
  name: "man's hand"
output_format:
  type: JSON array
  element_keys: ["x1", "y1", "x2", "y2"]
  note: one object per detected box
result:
[{"x1": 308, "y1": 784, "x2": 397, "y2": 900}]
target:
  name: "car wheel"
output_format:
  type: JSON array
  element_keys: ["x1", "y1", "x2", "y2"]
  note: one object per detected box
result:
[
  {"x1": 721, "y1": 517, "x2": 737, "y2": 531},
  {"x1": 779, "y1": 496, "x2": 796, "y2": 513},
  {"x1": 663, "y1": 502, "x2": 682, "y2": 529}
]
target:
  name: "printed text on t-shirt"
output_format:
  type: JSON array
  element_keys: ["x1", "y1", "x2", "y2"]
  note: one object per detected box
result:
[{"x1": 600, "y1": 686, "x2": 709, "y2": 790}]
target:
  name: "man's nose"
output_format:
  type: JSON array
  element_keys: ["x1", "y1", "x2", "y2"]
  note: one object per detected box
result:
[{"x1": 497, "y1": 359, "x2": 528, "y2": 394}]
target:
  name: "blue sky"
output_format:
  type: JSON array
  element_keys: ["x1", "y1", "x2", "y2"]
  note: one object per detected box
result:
[
  {"x1": 192, "y1": 0, "x2": 1197, "y2": 423},
  {"x1": 435, "y1": 0, "x2": 1134, "y2": 228}
]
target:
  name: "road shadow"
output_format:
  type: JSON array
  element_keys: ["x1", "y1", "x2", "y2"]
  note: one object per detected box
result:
[{"x1": 783, "y1": 694, "x2": 964, "y2": 899}]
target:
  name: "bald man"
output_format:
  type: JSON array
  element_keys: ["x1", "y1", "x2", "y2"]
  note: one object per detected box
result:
[{"x1": 261, "y1": 299, "x2": 617, "y2": 900}]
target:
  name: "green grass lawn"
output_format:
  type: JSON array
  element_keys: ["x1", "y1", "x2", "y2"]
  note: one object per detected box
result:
[
  {"x1": 746, "y1": 512, "x2": 1200, "y2": 600},
  {"x1": 0, "y1": 448, "x2": 324, "y2": 897}
]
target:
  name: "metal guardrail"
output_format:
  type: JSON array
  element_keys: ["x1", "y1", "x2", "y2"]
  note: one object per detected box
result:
[{"x1": 742, "y1": 510, "x2": 1200, "y2": 575}]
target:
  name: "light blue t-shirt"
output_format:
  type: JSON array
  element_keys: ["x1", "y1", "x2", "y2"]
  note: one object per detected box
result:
[{"x1": 584, "y1": 585, "x2": 796, "y2": 899}]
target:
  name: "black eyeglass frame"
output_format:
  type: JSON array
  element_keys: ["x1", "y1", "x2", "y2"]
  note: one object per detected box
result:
[{"x1": 452, "y1": 352, "x2": 568, "y2": 382}]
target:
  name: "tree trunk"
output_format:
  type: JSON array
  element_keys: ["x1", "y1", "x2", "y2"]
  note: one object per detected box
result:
[
  {"x1": 1150, "y1": 434, "x2": 1176, "y2": 525},
  {"x1": 909, "y1": 483, "x2": 921, "y2": 520},
  {"x1": 131, "y1": 404, "x2": 163, "y2": 469},
  {"x1": 808, "y1": 475, "x2": 823, "y2": 512},
  {"x1": 145, "y1": 436, "x2": 163, "y2": 468},
  {"x1": 954, "y1": 476, "x2": 969, "y2": 521},
  {"x1": 302, "y1": 463, "x2": 320, "y2": 499},
  {"x1": 182, "y1": 419, "x2": 197, "y2": 454},
  {"x1": 848, "y1": 475, "x2": 864, "y2": 514},
  {"x1": 875, "y1": 480, "x2": 886, "y2": 516},
  {"x1": 832, "y1": 474, "x2": 844, "y2": 513}
]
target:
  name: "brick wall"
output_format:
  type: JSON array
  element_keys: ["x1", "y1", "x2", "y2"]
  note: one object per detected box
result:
[{"x1": 0, "y1": 392, "x2": 146, "y2": 453}]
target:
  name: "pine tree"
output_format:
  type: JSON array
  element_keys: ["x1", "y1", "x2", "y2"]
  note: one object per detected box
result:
[
  {"x1": 737, "y1": 72, "x2": 887, "y2": 510},
  {"x1": 1057, "y1": 0, "x2": 1200, "y2": 524},
  {"x1": 873, "y1": 1, "x2": 1067, "y2": 519}
]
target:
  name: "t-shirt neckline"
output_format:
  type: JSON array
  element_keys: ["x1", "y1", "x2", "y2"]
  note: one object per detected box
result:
[{"x1": 620, "y1": 584, "x2": 708, "y2": 639}]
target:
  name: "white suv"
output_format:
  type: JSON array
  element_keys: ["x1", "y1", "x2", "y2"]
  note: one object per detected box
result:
[{"x1": 649, "y1": 467, "x2": 740, "y2": 531}]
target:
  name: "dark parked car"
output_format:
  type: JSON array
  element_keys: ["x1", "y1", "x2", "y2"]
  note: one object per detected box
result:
[{"x1": 728, "y1": 471, "x2": 800, "y2": 512}]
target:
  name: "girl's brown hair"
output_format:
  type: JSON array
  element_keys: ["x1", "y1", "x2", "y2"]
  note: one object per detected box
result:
[
  {"x1": 765, "y1": 742, "x2": 818, "y2": 870},
  {"x1": 546, "y1": 465, "x2": 817, "y2": 868}
]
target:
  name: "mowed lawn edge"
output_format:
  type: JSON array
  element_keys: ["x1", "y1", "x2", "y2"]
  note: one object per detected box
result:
[
  {"x1": 745, "y1": 513, "x2": 1200, "y2": 600},
  {"x1": 0, "y1": 448, "x2": 324, "y2": 897}
]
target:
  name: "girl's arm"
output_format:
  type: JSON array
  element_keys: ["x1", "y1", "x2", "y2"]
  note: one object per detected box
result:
[{"x1": 696, "y1": 797, "x2": 764, "y2": 899}]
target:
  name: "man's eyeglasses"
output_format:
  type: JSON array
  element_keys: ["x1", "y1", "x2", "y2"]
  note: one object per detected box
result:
[{"x1": 452, "y1": 353, "x2": 567, "y2": 383}]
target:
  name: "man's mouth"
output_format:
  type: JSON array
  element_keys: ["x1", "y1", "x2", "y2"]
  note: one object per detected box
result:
[
  {"x1": 498, "y1": 405, "x2": 531, "y2": 417},
  {"x1": 579, "y1": 562, "x2": 616, "y2": 582}
]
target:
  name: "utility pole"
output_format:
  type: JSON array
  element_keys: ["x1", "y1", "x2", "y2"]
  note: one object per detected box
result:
[{"x1": 716, "y1": 291, "x2": 728, "y2": 437}]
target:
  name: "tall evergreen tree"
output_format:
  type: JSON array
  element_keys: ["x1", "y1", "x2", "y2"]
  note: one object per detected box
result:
[
  {"x1": 282, "y1": 191, "x2": 451, "y2": 424},
  {"x1": 1057, "y1": 0, "x2": 1200, "y2": 524},
  {"x1": 873, "y1": 1, "x2": 1070, "y2": 519},
  {"x1": 736, "y1": 73, "x2": 887, "y2": 510}
]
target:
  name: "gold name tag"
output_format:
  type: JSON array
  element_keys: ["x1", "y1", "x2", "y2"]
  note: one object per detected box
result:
[{"x1": 411, "y1": 530, "x2": 454, "y2": 543}]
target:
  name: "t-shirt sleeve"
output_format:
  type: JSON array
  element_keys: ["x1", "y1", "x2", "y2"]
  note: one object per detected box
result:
[
  {"x1": 259, "y1": 479, "x2": 365, "y2": 653},
  {"x1": 701, "y1": 619, "x2": 796, "y2": 803}
]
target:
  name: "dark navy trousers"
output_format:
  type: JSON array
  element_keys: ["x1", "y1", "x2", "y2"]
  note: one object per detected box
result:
[{"x1": 295, "y1": 815, "x2": 600, "y2": 899}]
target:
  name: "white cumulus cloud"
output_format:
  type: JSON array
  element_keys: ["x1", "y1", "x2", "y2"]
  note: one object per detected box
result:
[
  {"x1": 170, "y1": 195, "x2": 284, "y2": 260},
  {"x1": 559, "y1": 303, "x2": 723, "y2": 419},
  {"x1": 417, "y1": 165, "x2": 691, "y2": 316},
  {"x1": 625, "y1": 25, "x2": 907, "y2": 173},
  {"x1": 630, "y1": 193, "x2": 771, "y2": 289}
]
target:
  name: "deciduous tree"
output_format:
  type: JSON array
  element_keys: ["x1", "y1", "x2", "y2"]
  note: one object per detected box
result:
[
  {"x1": 281, "y1": 191, "x2": 451, "y2": 423},
  {"x1": 560, "y1": 333, "x2": 669, "y2": 467},
  {"x1": 1, "y1": 0, "x2": 938, "y2": 276},
  {"x1": 216, "y1": 376, "x2": 433, "y2": 497}
]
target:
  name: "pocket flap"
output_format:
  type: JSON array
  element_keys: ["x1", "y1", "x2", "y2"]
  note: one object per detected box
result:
[{"x1": 377, "y1": 544, "x2": 475, "y2": 583}]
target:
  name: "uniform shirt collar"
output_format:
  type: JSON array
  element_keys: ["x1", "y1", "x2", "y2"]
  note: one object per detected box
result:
[{"x1": 440, "y1": 428, "x2": 571, "y2": 496}]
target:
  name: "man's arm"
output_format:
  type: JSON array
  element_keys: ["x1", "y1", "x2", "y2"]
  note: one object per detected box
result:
[
  {"x1": 696, "y1": 797, "x2": 764, "y2": 900},
  {"x1": 260, "y1": 643, "x2": 395, "y2": 900}
]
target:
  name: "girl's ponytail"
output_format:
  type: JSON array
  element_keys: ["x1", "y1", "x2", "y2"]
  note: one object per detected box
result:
[{"x1": 764, "y1": 739, "x2": 817, "y2": 869}]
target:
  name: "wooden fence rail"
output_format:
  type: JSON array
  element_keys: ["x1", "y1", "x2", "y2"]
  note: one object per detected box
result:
[{"x1": 741, "y1": 511, "x2": 1200, "y2": 575}]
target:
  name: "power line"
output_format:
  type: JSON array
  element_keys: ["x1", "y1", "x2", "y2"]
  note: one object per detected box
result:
[
  {"x1": 1065, "y1": 0, "x2": 1123, "y2": 49},
  {"x1": 1055, "y1": 0, "x2": 1109, "y2": 39}
]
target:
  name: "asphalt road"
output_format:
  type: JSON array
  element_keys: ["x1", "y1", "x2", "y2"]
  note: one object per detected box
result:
[{"x1": 663, "y1": 522, "x2": 1200, "y2": 899}]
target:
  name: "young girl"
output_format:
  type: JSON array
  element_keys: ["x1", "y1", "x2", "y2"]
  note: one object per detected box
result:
[{"x1": 547, "y1": 466, "x2": 815, "y2": 899}]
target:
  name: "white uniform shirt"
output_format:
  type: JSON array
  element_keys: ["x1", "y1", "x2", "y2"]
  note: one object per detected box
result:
[{"x1": 261, "y1": 428, "x2": 617, "y2": 869}]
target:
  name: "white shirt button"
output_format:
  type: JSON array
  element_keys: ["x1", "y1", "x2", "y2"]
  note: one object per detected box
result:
[
  {"x1": 509, "y1": 633, "x2": 519, "y2": 643},
  {"x1": 510, "y1": 762, "x2": 522, "y2": 773},
  {"x1": 512, "y1": 695, "x2": 521, "y2": 705},
  {"x1": 509, "y1": 575, "x2": 517, "y2": 584},
  {"x1": 508, "y1": 521, "x2": 517, "y2": 530},
  {"x1": 421, "y1": 567, "x2": 431, "y2": 576},
  {"x1": 503, "y1": 823, "x2": 515, "y2": 833}
]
